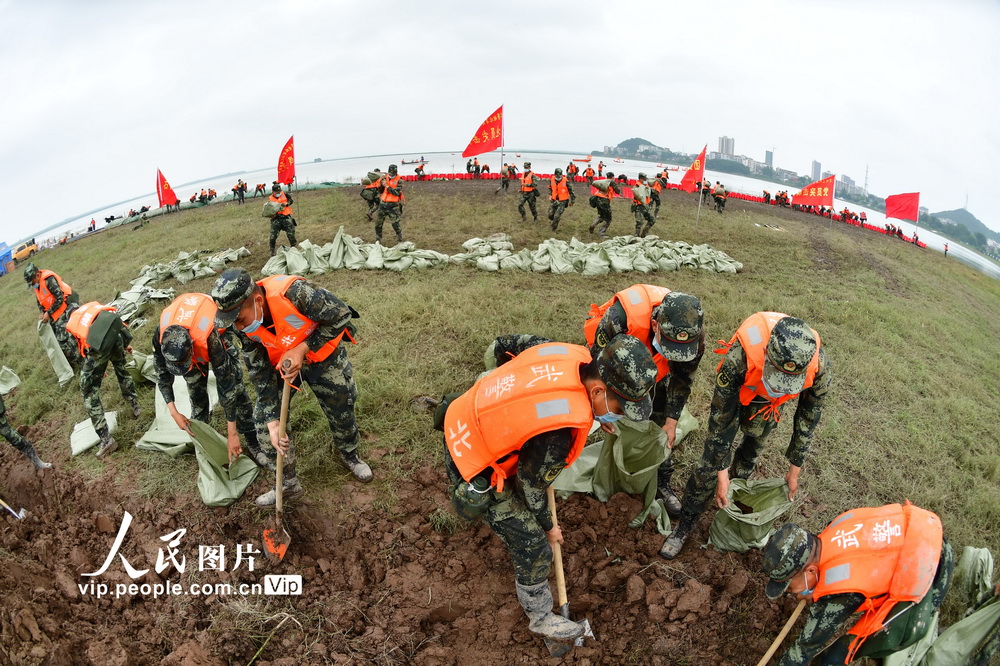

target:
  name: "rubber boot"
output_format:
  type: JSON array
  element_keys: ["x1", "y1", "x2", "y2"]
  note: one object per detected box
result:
[
  {"x1": 255, "y1": 476, "x2": 303, "y2": 507},
  {"x1": 24, "y1": 444, "x2": 53, "y2": 470},
  {"x1": 659, "y1": 520, "x2": 692, "y2": 560},
  {"x1": 95, "y1": 426, "x2": 118, "y2": 458},
  {"x1": 129, "y1": 397, "x2": 141, "y2": 418},
  {"x1": 515, "y1": 581, "x2": 584, "y2": 642},
  {"x1": 341, "y1": 450, "x2": 373, "y2": 483}
]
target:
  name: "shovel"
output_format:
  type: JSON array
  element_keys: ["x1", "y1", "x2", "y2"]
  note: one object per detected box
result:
[
  {"x1": 756, "y1": 598, "x2": 806, "y2": 666},
  {"x1": 544, "y1": 486, "x2": 595, "y2": 657},
  {"x1": 263, "y1": 362, "x2": 293, "y2": 561},
  {"x1": 0, "y1": 496, "x2": 26, "y2": 520}
]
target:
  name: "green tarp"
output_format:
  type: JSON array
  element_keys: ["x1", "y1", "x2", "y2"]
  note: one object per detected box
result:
[
  {"x1": 38, "y1": 321, "x2": 74, "y2": 386},
  {"x1": 70, "y1": 412, "x2": 118, "y2": 456},
  {"x1": 707, "y1": 477, "x2": 794, "y2": 553},
  {"x1": 0, "y1": 366, "x2": 20, "y2": 397},
  {"x1": 135, "y1": 374, "x2": 219, "y2": 458}
]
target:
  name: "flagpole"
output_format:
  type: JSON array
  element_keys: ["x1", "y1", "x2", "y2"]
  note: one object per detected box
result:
[
  {"x1": 696, "y1": 183, "x2": 703, "y2": 224},
  {"x1": 500, "y1": 108, "x2": 505, "y2": 195}
]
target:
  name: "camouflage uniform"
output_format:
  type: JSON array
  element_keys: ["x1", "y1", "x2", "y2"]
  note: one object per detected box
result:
[
  {"x1": 1, "y1": 393, "x2": 30, "y2": 458},
  {"x1": 77, "y1": 311, "x2": 139, "y2": 435},
  {"x1": 517, "y1": 168, "x2": 540, "y2": 222},
  {"x1": 589, "y1": 179, "x2": 621, "y2": 237},
  {"x1": 269, "y1": 214, "x2": 297, "y2": 256},
  {"x1": 632, "y1": 185, "x2": 656, "y2": 237},
  {"x1": 375, "y1": 168, "x2": 404, "y2": 242},
  {"x1": 35, "y1": 275, "x2": 80, "y2": 368},
  {"x1": 675, "y1": 341, "x2": 831, "y2": 536},
  {"x1": 546, "y1": 173, "x2": 575, "y2": 231}
]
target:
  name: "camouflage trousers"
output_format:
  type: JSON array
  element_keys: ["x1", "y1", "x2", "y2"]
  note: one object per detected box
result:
[
  {"x1": 650, "y1": 191, "x2": 661, "y2": 217},
  {"x1": 649, "y1": 381, "x2": 676, "y2": 488},
  {"x1": 50, "y1": 312, "x2": 80, "y2": 369},
  {"x1": 632, "y1": 203, "x2": 655, "y2": 236},
  {"x1": 677, "y1": 414, "x2": 779, "y2": 530},
  {"x1": 181, "y1": 370, "x2": 253, "y2": 434},
  {"x1": 444, "y1": 452, "x2": 552, "y2": 586},
  {"x1": 591, "y1": 199, "x2": 613, "y2": 236},
  {"x1": 0, "y1": 412, "x2": 32, "y2": 456},
  {"x1": 79, "y1": 343, "x2": 139, "y2": 434},
  {"x1": 547, "y1": 199, "x2": 570, "y2": 229},
  {"x1": 269, "y1": 216, "x2": 297, "y2": 254},
  {"x1": 518, "y1": 191, "x2": 538, "y2": 220},
  {"x1": 375, "y1": 202, "x2": 403, "y2": 240}
]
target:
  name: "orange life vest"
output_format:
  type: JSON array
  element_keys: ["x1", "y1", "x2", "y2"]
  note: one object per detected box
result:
[
  {"x1": 584, "y1": 284, "x2": 671, "y2": 381},
  {"x1": 268, "y1": 192, "x2": 292, "y2": 216},
  {"x1": 380, "y1": 175, "x2": 402, "y2": 203},
  {"x1": 34, "y1": 269, "x2": 73, "y2": 320},
  {"x1": 67, "y1": 302, "x2": 118, "y2": 356},
  {"x1": 363, "y1": 178, "x2": 380, "y2": 190},
  {"x1": 550, "y1": 176, "x2": 570, "y2": 202},
  {"x1": 716, "y1": 312, "x2": 820, "y2": 421},
  {"x1": 520, "y1": 172, "x2": 537, "y2": 192},
  {"x1": 244, "y1": 275, "x2": 353, "y2": 368},
  {"x1": 633, "y1": 184, "x2": 651, "y2": 205},
  {"x1": 650, "y1": 178, "x2": 663, "y2": 193},
  {"x1": 592, "y1": 180, "x2": 615, "y2": 199},
  {"x1": 445, "y1": 343, "x2": 593, "y2": 491},
  {"x1": 584, "y1": 167, "x2": 595, "y2": 178},
  {"x1": 813, "y1": 503, "x2": 943, "y2": 662},
  {"x1": 158, "y1": 293, "x2": 218, "y2": 371}
]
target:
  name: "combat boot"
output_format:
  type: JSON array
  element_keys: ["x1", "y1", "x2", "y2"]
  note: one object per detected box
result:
[
  {"x1": 95, "y1": 427, "x2": 118, "y2": 458},
  {"x1": 340, "y1": 450, "x2": 373, "y2": 483},
  {"x1": 129, "y1": 397, "x2": 141, "y2": 418},
  {"x1": 23, "y1": 444, "x2": 53, "y2": 470},
  {"x1": 659, "y1": 521, "x2": 692, "y2": 560},
  {"x1": 635, "y1": 224, "x2": 644, "y2": 237},
  {"x1": 588, "y1": 220, "x2": 598, "y2": 234},
  {"x1": 532, "y1": 215, "x2": 539, "y2": 224},
  {"x1": 515, "y1": 581, "x2": 585, "y2": 642},
  {"x1": 396, "y1": 232, "x2": 404, "y2": 244},
  {"x1": 255, "y1": 476, "x2": 303, "y2": 507},
  {"x1": 656, "y1": 460, "x2": 680, "y2": 515}
]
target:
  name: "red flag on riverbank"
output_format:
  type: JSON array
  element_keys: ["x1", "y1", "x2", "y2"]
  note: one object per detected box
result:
[
  {"x1": 885, "y1": 192, "x2": 920, "y2": 222},
  {"x1": 462, "y1": 106, "x2": 503, "y2": 157},
  {"x1": 156, "y1": 169, "x2": 179, "y2": 207},
  {"x1": 679, "y1": 146, "x2": 707, "y2": 193},
  {"x1": 277, "y1": 136, "x2": 295, "y2": 185},
  {"x1": 792, "y1": 175, "x2": 835, "y2": 207}
]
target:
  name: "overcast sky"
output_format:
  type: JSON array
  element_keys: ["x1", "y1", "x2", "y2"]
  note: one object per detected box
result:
[{"x1": 3, "y1": 0, "x2": 998, "y2": 244}]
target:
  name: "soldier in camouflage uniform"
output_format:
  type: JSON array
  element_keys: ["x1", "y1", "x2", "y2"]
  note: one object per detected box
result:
[
  {"x1": 438, "y1": 334, "x2": 656, "y2": 643},
  {"x1": 586, "y1": 289, "x2": 705, "y2": 516},
  {"x1": 267, "y1": 184, "x2": 296, "y2": 256},
  {"x1": 588, "y1": 172, "x2": 621, "y2": 238},
  {"x1": 212, "y1": 268, "x2": 371, "y2": 507},
  {"x1": 24, "y1": 263, "x2": 81, "y2": 370},
  {"x1": 151, "y1": 294, "x2": 259, "y2": 464},
  {"x1": 517, "y1": 161, "x2": 540, "y2": 223},
  {"x1": 1, "y1": 391, "x2": 53, "y2": 469},
  {"x1": 631, "y1": 173, "x2": 656, "y2": 237},
  {"x1": 762, "y1": 520, "x2": 953, "y2": 665},
  {"x1": 360, "y1": 168, "x2": 381, "y2": 220},
  {"x1": 374, "y1": 164, "x2": 404, "y2": 243},
  {"x1": 546, "y1": 168, "x2": 575, "y2": 231},
  {"x1": 68, "y1": 304, "x2": 142, "y2": 458},
  {"x1": 661, "y1": 314, "x2": 831, "y2": 559}
]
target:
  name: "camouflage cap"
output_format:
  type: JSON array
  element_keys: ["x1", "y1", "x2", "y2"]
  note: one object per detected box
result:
[
  {"x1": 22, "y1": 262, "x2": 38, "y2": 282},
  {"x1": 271, "y1": 183, "x2": 282, "y2": 192},
  {"x1": 763, "y1": 523, "x2": 817, "y2": 599},
  {"x1": 388, "y1": 164, "x2": 398, "y2": 173},
  {"x1": 523, "y1": 161, "x2": 531, "y2": 169},
  {"x1": 596, "y1": 334, "x2": 657, "y2": 421},
  {"x1": 637, "y1": 172, "x2": 647, "y2": 180},
  {"x1": 763, "y1": 317, "x2": 817, "y2": 396},
  {"x1": 653, "y1": 292, "x2": 704, "y2": 363},
  {"x1": 554, "y1": 168, "x2": 563, "y2": 175},
  {"x1": 160, "y1": 325, "x2": 194, "y2": 376},
  {"x1": 211, "y1": 268, "x2": 255, "y2": 329}
]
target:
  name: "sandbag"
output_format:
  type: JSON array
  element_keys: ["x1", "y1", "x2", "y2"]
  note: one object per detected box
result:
[
  {"x1": 262, "y1": 201, "x2": 283, "y2": 217},
  {"x1": 126, "y1": 351, "x2": 159, "y2": 386},
  {"x1": 0, "y1": 366, "x2": 21, "y2": 397},
  {"x1": 70, "y1": 412, "x2": 118, "y2": 456},
  {"x1": 135, "y1": 374, "x2": 219, "y2": 458},
  {"x1": 952, "y1": 546, "x2": 995, "y2": 609},
  {"x1": 921, "y1": 596, "x2": 1000, "y2": 666},
  {"x1": 708, "y1": 478, "x2": 793, "y2": 552},
  {"x1": 592, "y1": 179, "x2": 611, "y2": 193},
  {"x1": 187, "y1": 420, "x2": 260, "y2": 507},
  {"x1": 38, "y1": 321, "x2": 74, "y2": 386}
]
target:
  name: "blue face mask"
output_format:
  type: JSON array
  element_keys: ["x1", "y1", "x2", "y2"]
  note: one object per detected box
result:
[
  {"x1": 652, "y1": 333, "x2": 666, "y2": 358},
  {"x1": 762, "y1": 375, "x2": 790, "y2": 400},
  {"x1": 241, "y1": 298, "x2": 264, "y2": 334},
  {"x1": 799, "y1": 568, "x2": 815, "y2": 597},
  {"x1": 594, "y1": 392, "x2": 624, "y2": 424}
]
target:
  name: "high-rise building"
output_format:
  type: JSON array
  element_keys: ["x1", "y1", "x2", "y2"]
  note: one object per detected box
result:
[
  {"x1": 765, "y1": 150, "x2": 773, "y2": 167},
  {"x1": 718, "y1": 136, "x2": 735, "y2": 156},
  {"x1": 811, "y1": 160, "x2": 821, "y2": 181}
]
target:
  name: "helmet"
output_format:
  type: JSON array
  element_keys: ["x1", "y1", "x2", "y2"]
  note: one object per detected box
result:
[
  {"x1": 23, "y1": 262, "x2": 38, "y2": 283},
  {"x1": 554, "y1": 168, "x2": 563, "y2": 175}
]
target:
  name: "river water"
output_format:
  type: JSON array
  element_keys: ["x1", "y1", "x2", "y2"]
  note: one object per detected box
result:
[{"x1": 42, "y1": 150, "x2": 1000, "y2": 280}]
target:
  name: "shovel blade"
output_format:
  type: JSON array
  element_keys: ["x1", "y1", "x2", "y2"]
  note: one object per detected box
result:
[{"x1": 263, "y1": 517, "x2": 290, "y2": 561}]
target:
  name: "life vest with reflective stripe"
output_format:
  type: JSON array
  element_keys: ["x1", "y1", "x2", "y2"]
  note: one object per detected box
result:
[
  {"x1": 245, "y1": 276, "x2": 352, "y2": 368},
  {"x1": 550, "y1": 176, "x2": 570, "y2": 202},
  {"x1": 268, "y1": 192, "x2": 292, "y2": 216},
  {"x1": 813, "y1": 503, "x2": 943, "y2": 662},
  {"x1": 159, "y1": 294, "x2": 218, "y2": 371},
  {"x1": 520, "y1": 172, "x2": 536, "y2": 192},
  {"x1": 592, "y1": 180, "x2": 615, "y2": 199},
  {"x1": 584, "y1": 284, "x2": 671, "y2": 381},
  {"x1": 34, "y1": 269, "x2": 73, "y2": 319},
  {"x1": 715, "y1": 311, "x2": 820, "y2": 421},
  {"x1": 445, "y1": 343, "x2": 593, "y2": 492},
  {"x1": 67, "y1": 302, "x2": 117, "y2": 356},
  {"x1": 381, "y1": 175, "x2": 402, "y2": 203}
]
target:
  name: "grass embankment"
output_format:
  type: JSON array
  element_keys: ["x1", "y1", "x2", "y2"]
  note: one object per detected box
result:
[{"x1": 2, "y1": 180, "x2": 999, "y2": 558}]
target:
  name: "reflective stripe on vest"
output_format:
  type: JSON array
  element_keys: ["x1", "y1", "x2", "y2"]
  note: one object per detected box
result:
[
  {"x1": 269, "y1": 192, "x2": 292, "y2": 215},
  {"x1": 445, "y1": 343, "x2": 593, "y2": 491},
  {"x1": 35, "y1": 270, "x2": 73, "y2": 320},
  {"x1": 583, "y1": 284, "x2": 671, "y2": 381},
  {"x1": 715, "y1": 311, "x2": 820, "y2": 421},
  {"x1": 159, "y1": 293, "x2": 218, "y2": 369},
  {"x1": 244, "y1": 276, "x2": 350, "y2": 368},
  {"x1": 381, "y1": 175, "x2": 402, "y2": 203},
  {"x1": 550, "y1": 177, "x2": 570, "y2": 202},
  {"x1": 814, "y1": 503, "x2": 943, "y2": 661},
  {"x1": 67, "y1": 301, "x2": 117, "y2": 356}
]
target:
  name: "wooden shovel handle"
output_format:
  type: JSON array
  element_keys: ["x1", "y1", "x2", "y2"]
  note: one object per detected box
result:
[
  {"x1": 756, "y1": 598, "x2": 806, "y2": 666},
  {"x1": 547, "y1": 486, "x2": 568, "y2": 608},
  {"x1": 275, "y1": 361, "x2": 293, "y2": 514}
]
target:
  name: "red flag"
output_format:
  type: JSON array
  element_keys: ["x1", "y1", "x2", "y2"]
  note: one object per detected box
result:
[
  {"x1": 679, "y1": 146, "x2": 707, "y2": 193},
  {"x1": 792, "y1": 175, "x2": 836, "y2": 207},
  {"x1": 462, "y1": 106, "x2": 503, "y2": 158},
  {"x1": 885, "y1": 192, "x2": 920, "y2": 222},
  {"x1": 156, "y1": 169, "x2": 179, "y2": 207},
  {"x1": 277, "y1": 136, "x2": 295, "y2": 185}
]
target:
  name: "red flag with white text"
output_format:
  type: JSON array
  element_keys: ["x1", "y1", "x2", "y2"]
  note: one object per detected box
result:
[
  {"x1": 462, "y1": 106, "x2": 503, "y2": 158},
  {"x1": 679, "y1": 146, "x2": 707, "y2": 193},
  {"x1": 792, "y1": 175, "x2": 836, "y2": 207},
  {"x1": 156, "y1": 169, "x2": 179, "y2": 207},
  {"x1": 885, "y1": 192, "x2": 920, "y2": 222},
  {"x1": 277, "y1": 136, "x2": 295, "y2": 185}
]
